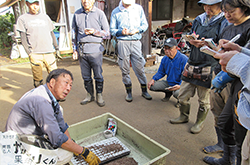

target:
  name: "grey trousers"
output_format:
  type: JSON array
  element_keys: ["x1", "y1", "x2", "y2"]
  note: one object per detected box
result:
[
  {"x1": 150, "y1": 80, "x2": 179, "y2": 99},
  {"x1": 117, "y1": 40, "x2": 147, "y2": 85},
  {"x1": 79, "y1": 51, "x2": 103, "y2": 82}
]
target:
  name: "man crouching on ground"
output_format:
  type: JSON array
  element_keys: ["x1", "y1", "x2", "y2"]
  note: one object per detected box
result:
[{"x1": 5, "y1": 68, "x2": 100, "y2": 165}]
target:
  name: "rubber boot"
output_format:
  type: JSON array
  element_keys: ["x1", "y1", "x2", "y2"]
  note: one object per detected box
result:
[
  {"x1": 34, "y1": 79, "x2": 43, "y2": 88},
  {"x1": 96, "y1": 81, "x2": 105, "y2": 107},
  {"x1": 125, "y1": 84, "x2": 133, "y2": 102},
  {"x1": 203, "y1": 145, "x2": 236, "y2": 165},
  {"x1": 170, "y1": 104, "x2": 190, "y2": 124},
  {"x1": 190, "y1": 106, "x2": 208, "y2": 134},
  {"x1": 161, "y1": 92, "x2": 172, "y2": 102},
  {"x1": 141, "y1": 84, "x2": 152, "y2": 100},
  {"x1": 203, "y1": 127, "x2": 224, "y2": 154},
  {"x1": 80, "y1": 80, "x2": 95, "y2": 105}
]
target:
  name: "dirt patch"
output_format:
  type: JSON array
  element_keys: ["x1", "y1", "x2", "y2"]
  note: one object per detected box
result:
[{"x1": 0, "y1": 55, "x2": 17, "y2": 66}]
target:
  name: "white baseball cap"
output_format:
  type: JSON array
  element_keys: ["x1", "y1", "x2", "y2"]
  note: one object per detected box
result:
[{"x1": 122, "y1": 0, "x2": 135, "y2": 5}]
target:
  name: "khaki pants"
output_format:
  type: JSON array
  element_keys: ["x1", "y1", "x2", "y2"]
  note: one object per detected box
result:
[
  {"x1": 210, "y1": 72, "x2": 231, "y2": 127},
  {"x1": 29, "y1": 53, "x2": 57, "y2": 82},
  {"x1": 178, "y1": 81, "x2": 210, "y2": 110},
  {"x1": 242, "y1": 130, "x2": 250, "y2": 165}
]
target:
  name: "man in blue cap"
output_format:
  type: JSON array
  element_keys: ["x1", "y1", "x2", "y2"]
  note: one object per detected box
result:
[
  {"x1": 16, "y1": 0, "x2": 61, "y2": 88},
  {"x1": 148, "y1": 38, "x2": 188, "y2": 107}
]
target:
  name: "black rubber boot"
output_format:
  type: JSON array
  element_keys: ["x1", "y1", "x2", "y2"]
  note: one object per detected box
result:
[
  {"x1": 125, "y1": 84, "x2": 133, "y2": 102},
  {"x1": 80, "y1": 80, "x2": 95, "y2": 105},
  {"x1": 190, "y1": 106, "x2": 209, "y2": 134},
  {"x1": 141, "y1": 84, "x2": 152, "y2": 100},
  {"x1": 34, "y1": 79, "x2": 43, "y2": 88},
  {"x1": 161, "y1": 92, "x2": 172, "y2": 102},
  {"x1": 203, "y1": 145, "x2": 236, "y2": 165},
  {"x1": 170, "y1": 104, "x2": 190, "y2": 124},
  {"x1": 96, "y1": 81, "x2": 105, "y2": 107},
  {"x1": 203, "y1": 127, "x2": 224, "y2": 154}
]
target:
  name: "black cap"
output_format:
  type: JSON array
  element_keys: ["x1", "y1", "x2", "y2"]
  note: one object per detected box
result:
[{"x1": 164, "y1": 38, "x2": 178, "y2": 48}]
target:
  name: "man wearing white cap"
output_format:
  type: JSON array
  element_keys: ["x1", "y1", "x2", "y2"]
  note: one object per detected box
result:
[
  {"x1": 110, "y1": 0, "x2": 152, "y2": 102},
  {"x1": 16, "y1": 0, "x2": 61, "y2": 88}
]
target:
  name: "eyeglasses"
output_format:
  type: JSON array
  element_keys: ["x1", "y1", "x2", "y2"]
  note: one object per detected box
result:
[
  {"x1": 164, "y1": 46, "x2": 173, "y2": 50},
  {"x1": 222, "y1": 8, "x2": 236, "y2": 15}
]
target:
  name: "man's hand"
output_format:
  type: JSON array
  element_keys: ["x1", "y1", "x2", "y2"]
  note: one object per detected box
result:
[
  {"x1": 129, "y1": 29, "x2": 139, "y2": 35},
  {"x1": 122, "y1": 28, "x2": 130, "y2": 35},
  {"x1": 75, "y1": 147, "x2": 101, "y2": 165},
  {"x1": 213, "y1": 50, "x2": 239, "y2": 72},
  {"x1": 84, "y1": 28, "x2": 95, "y2": 35},
  {"x1": 55, "y1": 50, "x2": 63, "y2": 60},
  {"x1": 168, "y1": 85, "x2": 180, "y2": 91},
  {"x1": 189, "y1": 39, "x2": 205, "y2": 48},
  {"x1": 147, "y1": 79, "x2": 155, "y2": 90},
  {"x1": 218, "y1": 39, "x2": 242, "y2": 52},
  {"x1": 72, "y1": 50, "x2": 78, "y2": 61}
]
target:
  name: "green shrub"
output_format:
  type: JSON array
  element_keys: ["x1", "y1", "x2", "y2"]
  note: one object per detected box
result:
[{"x1": 0, "y1": 12, "x2": 15, "y2": 49}]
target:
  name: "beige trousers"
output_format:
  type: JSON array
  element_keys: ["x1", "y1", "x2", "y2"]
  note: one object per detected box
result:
[
  {"x1": 29, "y1": 53, "x2": 57, "y2": 82},
  {"x1": 178, "y1": 81, "x2": 210, "y2": 111}
]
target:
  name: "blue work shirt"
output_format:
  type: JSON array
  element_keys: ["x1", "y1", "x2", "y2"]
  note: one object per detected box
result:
[
  {"x1": 152, "y1": 51, "x2": 188, "y2": 86},
  {"x1": 110, "y1": 1, "x2": 148, "y2": 40}
]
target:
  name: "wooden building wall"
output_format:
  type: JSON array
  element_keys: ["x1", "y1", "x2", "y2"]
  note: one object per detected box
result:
[{"x1": 104, "y1": 0, "x2": 152, "y2": 56}]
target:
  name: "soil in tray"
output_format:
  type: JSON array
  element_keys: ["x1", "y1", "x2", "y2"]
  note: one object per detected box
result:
[
  {"x1": 73, "y1": 142, "x2": 131, "y2": 164},
  {"x1": 88, "y1": 143, "x2": 124, "y2": 153},
  {"x1": 104, "y1": 157, "x2": 138, "y2": 165}
]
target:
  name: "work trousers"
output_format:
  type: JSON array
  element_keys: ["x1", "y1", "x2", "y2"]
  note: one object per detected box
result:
[
  {"x1": 117, "y1": 40, "x2": 147, "y2": 85},
  {"x1": 29, "y1": 53, "x2": 57, "y2": 82},
  {"x1": 210, "y1": 71, "x2": 231, "y2": 127},
  {"x1": 178, "y1": 81, "x2": 210, "y2": 110},
  {"x1": 218, "y1": 78, "x2": 247, "y2": 162},
  {"x1": 149, "y1": 80, "x2": 179, "y2": 99},
  {"x1": 79, "y1": 51, "x2": 103, "y2": 83}
]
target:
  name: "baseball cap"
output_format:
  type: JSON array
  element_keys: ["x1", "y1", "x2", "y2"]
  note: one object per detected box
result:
[
  {"x1": 122, "y1": 0, "x2": 135, "y2": 5},
  {"x1": 26, "y1": 0, "x2": 39, "y2": 3},
  {"x1": 198, "y1": 0, "x2": 222, "y2": 6},
  {"x1": 164, "y1": 38, "x2": 178, "y2": 48}
]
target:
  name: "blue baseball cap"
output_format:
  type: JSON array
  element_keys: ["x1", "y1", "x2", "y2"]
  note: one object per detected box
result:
[
  {"x1": 198, "y1": 0, "x2": 222, "y2": 6},
  {"x1": 26, "y1": 0, "x2": 39, "y2": 3}
]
